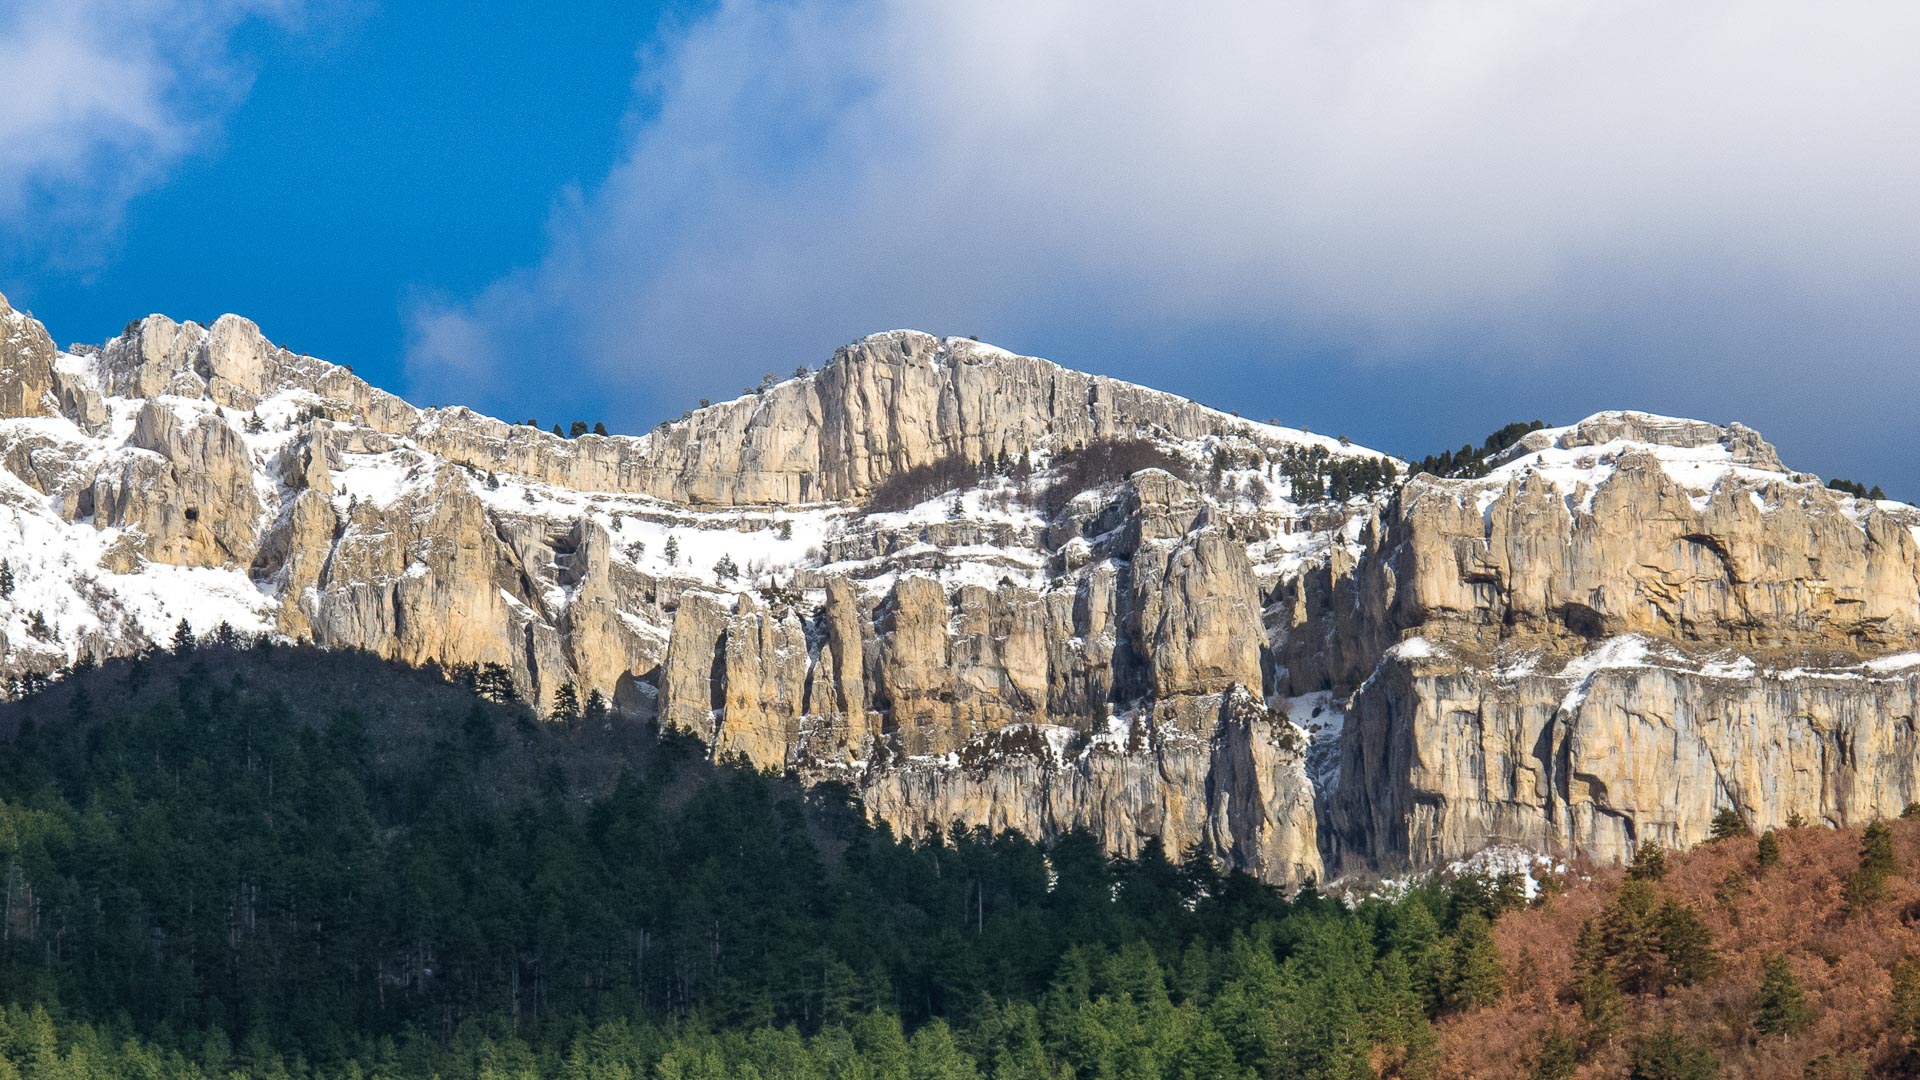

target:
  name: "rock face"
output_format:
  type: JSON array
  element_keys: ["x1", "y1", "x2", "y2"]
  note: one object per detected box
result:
[
  {"x1": 1293, "y1": 412, "x2": 1920, "y2": 871},
  {"x1": 4, "y1": 289, "x2": 1920, "y2": 884},
  {"x1": 645, "y1": 469, "x2": 1319, "y2": 877},
  {"x1": 0, "y1": 292, "x2": 1343, "y2": 884},
  {"x1": 1329, "y1": 643, "x2": 1920, "y2": 869}
]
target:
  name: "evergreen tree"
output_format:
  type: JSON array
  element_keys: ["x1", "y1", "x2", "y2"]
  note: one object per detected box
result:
[
  {"x1": 0, "y1": 557, "x2": 15, "y2": 598},
  {"x1": 715, "y1": 553, "x2": 739, "y2": 582},
  {"x1": 1753, "y1": 954, "x2": 1810, "y2": 1037},
  {"x1": 1388, "y1": 898, "x2": 1449, "y2": 1011},
  {"x1": 551, "y1": 423, "x2": 564, "y2": 436},
  {"x1": 549, "y1": 680, "x2": 581, "y2": 724},
  {"x1": 1605, "y1": 879, "x2": 1665, "y2": 994},
  {"x1": 584, "y1": 688, "x2": 609, "y2": 725},
  {"x1": 593, "y1": 422, "x2": 608, "y2": 436},
  {"x1": 853, "y1": 1011, "x2": 912, "y2": 1080},
  {"x1": 1655, "y1": 901, "x2": 1719, "y2": 987},
  {"x1": 906, "y1": 1019, "x2": 978, "y2": 1079},
  {"x1": 664, "y1": 536, "x2": 679, "y2": 566},
  {"x1": 1627, "y1": 839, "x2": 1668, "y2": 881},
  {"x1": 1529, "y1": 1028, "x2": 1579, "y2": 1080},
  {"x1": 1629, "y1": 1027, "x2": 1718, "y2": 1079},
  {"x1": 26, "y1": 610, "x2": 51, "y2": 642},
  {"x1": 1892, "y1": 959, "x2": 1920, "y2": 1049},
  {"x1": 1577, "y1": 965, "x2": 1624, "y2": 1049},
  {"x1": 569, "y1": 420, "x2": 589, "y2": 438},
  {"x1": 1709, "y1": 807, "x2": 1750, "y2": 841},
  {"x1": 1844, "y1": 821, "x2": 1897, "y2": 909},
  {"x1": 1756, "y1": 830, "x2": 1781, "y2": 869},
  {"x1": 476, "y1": 661, "x2": 519, "y2": 703},
  {"x1": 1447, "y1": 911, "x2": 1504, "y2": 1009},
  {"x1": 172, "y1": 617, "x2": 195, "y2": 654}
]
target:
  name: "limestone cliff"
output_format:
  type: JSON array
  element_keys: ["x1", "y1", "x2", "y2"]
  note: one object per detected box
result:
[
  {"x1": 5, "y1": 288, "x2": 1919, "y2": 885},
  {"x1": 1293, "y1": 412, "x2": 1920, "y2": 872},
  {"x1": 0, "y1": 291, "x2": 1343, "y2": 884}
]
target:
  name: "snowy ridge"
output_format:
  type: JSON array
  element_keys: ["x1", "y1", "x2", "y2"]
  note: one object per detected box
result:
[
  {"x1": 1417, "y1": 409, "x2": 1920, "y2": 536},
  {"x1": 0, "y1": 305, "x2": 1397, "y2": 688}
]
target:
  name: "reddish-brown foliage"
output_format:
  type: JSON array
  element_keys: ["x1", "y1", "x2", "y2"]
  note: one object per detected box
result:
[{"x1": 1427, "y1": 821, "x2": 1920, "y2": 1078}]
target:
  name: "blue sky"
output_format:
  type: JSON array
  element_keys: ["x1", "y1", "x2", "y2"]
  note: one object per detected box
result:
[{"x1": 2, "y1": 1, "x2": 1916, "y2": 494}]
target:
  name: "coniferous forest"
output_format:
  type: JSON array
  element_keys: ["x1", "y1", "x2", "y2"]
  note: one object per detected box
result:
[
  {"x1": 6, "y1": 646, "x2": 1919, "y2": 1078},
  {"x1": 0, "y1": 646, "x2": 1497, "y2": 1079}
]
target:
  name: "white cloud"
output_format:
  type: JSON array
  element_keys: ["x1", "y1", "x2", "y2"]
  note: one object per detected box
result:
[
  {"x1": 408, "y1": 0, "x2": 1920, "y2": 426},
  {"x1": 0, "y1": 0, "x2": 303, "y2": 258}
]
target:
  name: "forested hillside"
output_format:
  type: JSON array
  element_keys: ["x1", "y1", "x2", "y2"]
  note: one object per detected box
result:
[
  {"x1": 0, "y1": 644, "x2": 1521, "y2": 1079},
  {"x1": 1432, "y1": 818, "x2": 1920, "y2": 1078}
]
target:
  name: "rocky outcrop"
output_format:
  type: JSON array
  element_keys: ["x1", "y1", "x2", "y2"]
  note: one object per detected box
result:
[
  {"x1": 1290, "y1": 412, "x2": 1920, "y2": 874},
  {"x1": 94, "y1": 402, "x2": 265, "y2": 567},
  {"x1": 647, "y1": 470, "x2": 1322, "y2": 880},
  {"x1": 1282, "y1": 451, "x2": 1920, "y2": 695},
  {"x1": 5, "y1": 291, "x2": 1920, "y2": 886},
  {"x1": 0, "y1": 295, "x2": 56, "y2": 419},
  {"x1": 1331, "y1": 643, "x2": 1920, "y2": 869},
  {"x1": 862, "y1": 688, "x2": 1320, "y2": 884}
]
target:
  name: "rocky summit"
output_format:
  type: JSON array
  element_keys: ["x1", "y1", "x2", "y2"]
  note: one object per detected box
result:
[{"x1": 2, "y1": 289, "x2": 1918, "y2": 886}]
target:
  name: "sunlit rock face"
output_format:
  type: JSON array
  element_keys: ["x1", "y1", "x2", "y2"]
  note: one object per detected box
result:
[
  {"x1": 5, "y1": 287, "x2": 1919, "y2": 884},
  {"x1": 1290, "y1": 411, "x2": 1920, "y2": 872}
]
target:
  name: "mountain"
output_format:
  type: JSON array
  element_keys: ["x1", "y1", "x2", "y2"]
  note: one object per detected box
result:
[{"x1": 2, "y1": 289, "x2": 1918, "y2": 888}]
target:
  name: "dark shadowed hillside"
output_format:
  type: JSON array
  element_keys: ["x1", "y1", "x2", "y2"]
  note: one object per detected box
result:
[{"x1": 0, "y1": 643, "x2": 1515, "y2": 1079}]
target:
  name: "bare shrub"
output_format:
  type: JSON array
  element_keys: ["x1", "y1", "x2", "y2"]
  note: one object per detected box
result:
[
  {"x1": 1041, "y1": 438, "x2": 1191, "y2": 518},
  {"x1": 864, "y1": 453, "x2": 981, "y2": 514}
]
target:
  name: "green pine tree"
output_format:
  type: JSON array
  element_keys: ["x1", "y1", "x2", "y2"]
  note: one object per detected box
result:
[
  {"x1": 1529, "y1": 1028, "x2": 1579, "y2": 1080},
  {"x1": 1756, "y1": 830, "x2": 1781, "y2": 869},
  {"x1": 1753, "y1": 954, "x2": 1810, "y2": 1037},
  {"x1": 1447, "y1": 911, "x2": 1504, "y2": 1010},
  {"x1": 1627, "y1": 839, "x2": 1668, "y2": 881},
  {"x1": 172, "y1": 617, "x2": 195, "y2": 654},
  {"x1": 1605, "y1": 879, "x2": 1665, "y2": 994},
  {"x1": 1891, "y1": 959, "x2": 1920, "y2": 1048},
  {"x1": 1578, "y1": 966, "x2": 1624, "y2": 1049},
  {"x1": 1709, "y1": 807, "x2": 1751, "y2": 841},
  {"x1": 1844, "y1": 821, "x2": 1897, "y2": 909},
  {"x1": 1630, "y1": 1027, "x2": 1718, "y2": 1079},
  {"x1": 853, "y1": 1010, "x2": 912, "y2": 1080},
  {"x1": 906, "y1": 1018, "x2": 979, "y2": 1080},
  {"x1": 1388, "y1": 897, "x2": 1449, "y2": 1011},
  {"x1": 1655, "y1": 901, "x2": 1720, "y2": 987},
  {"x1": 549, "y1": 680, "x2": 581, "y2": 724}
]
